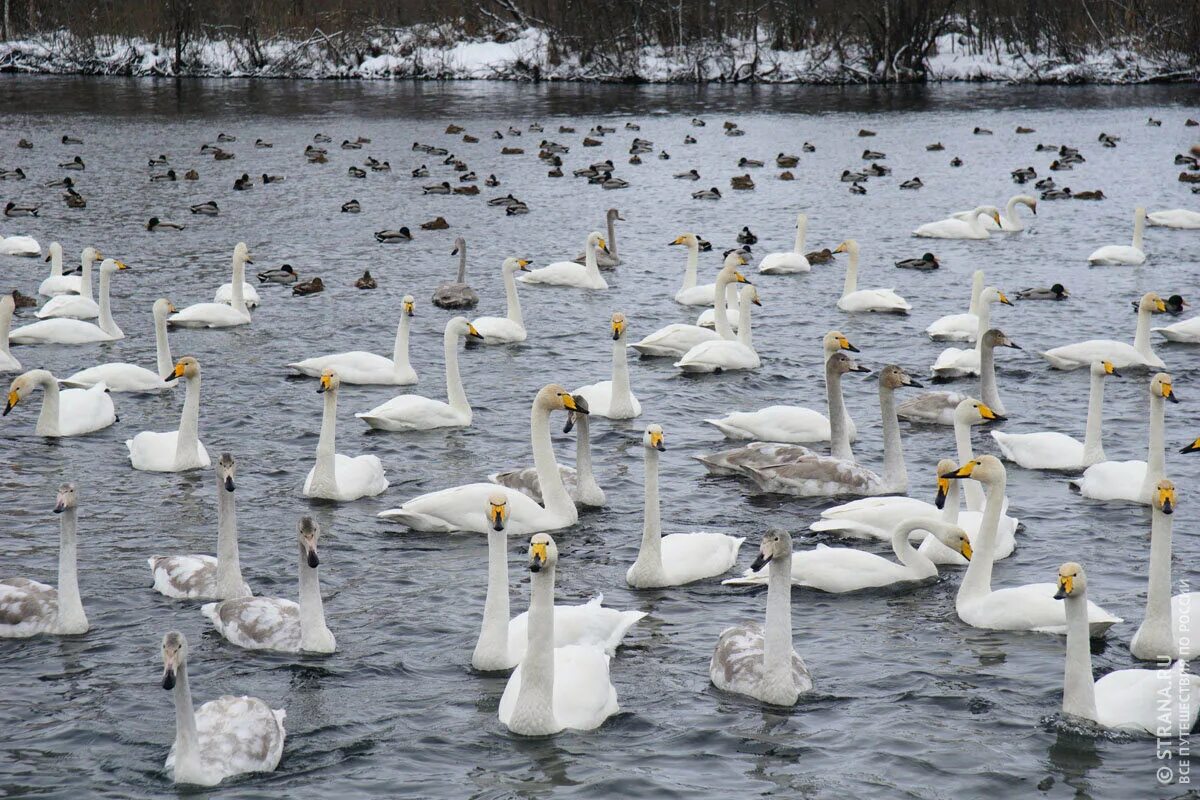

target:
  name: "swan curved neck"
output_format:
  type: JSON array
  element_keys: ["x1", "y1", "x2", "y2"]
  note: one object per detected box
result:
[
  {"x1": 313, "y1": 387, "x2": 338, "y2": 493},
  {"x1": 153, "y1": 306, "x2": 173, "y2": 379},
  {"x1": 841, "y1": 247, "x2": 859, "y2": 297},
  {"x1": 879, "y1": 383, "x2": 906, "y2": 491},
  {"x1": 443, "y1": 328, "x2": 469, "y2": 415},
  {"x1": 393, "y1": 314, "x2": 412, "y2": 377},
  {"x1": 214, "y1": 473, "x2": 244, "y2": 598},
  {"x1": 763, "y1": 550, "x2": 794, "y2": 690},
  {"x1": 171, "y1": 660, "x2": 202, "y2": 776},
  {"x1": 1062, "y1": 592, "x2": 1099, "y2": 721},
  {"x1": 680, "y1": 243, "x2": 699, "y2": 291},
  {"x1": 56, "y1": 505, "x2": 85, "y2": 631},
  {"x1": 512, "y1": 563, "x2": 557, "y2": 733},
  {"x1": 474, "y1": 529, "x2": 511, "y2": 669},
  {"x1": 98, "y1": 267, "x2": 121, "y2": 338},
  {"x1": 1081, "y1": 370, "x2": 1107, "y2": 465},
  {"x1": 958, "y1": 477, "x2": 1005, "y2": 606},
  {"x1": 1004, "y1": 196, "x2": 1021, "y2": 225},
  {"x1": 606, "y1": 215, "x2": 618, "y2": 257},
  {"x1": 34, "y1": 372, "x2": 62, "y2": 436},
  {"x1": 456, "y1": 244, "x2": 467, "y2": 283},
  {"x1": 827, "y1": 367, "x2": 852, "y2": 462},
  {"x1": 176, "y1": 373, "x2": 202, "y2": 468},
  {"x1": 892, "y1": 521, "x2": 931, "y2": 569},
  {"x1": 503, "y1": 267, "x2": 524, "y2": 325},
  {"x1": 297, "y1": 547, "x2": 329, "y2": 650},
  {"x1": 531, "y1": 402, "x2": 574, "y2": 520},
  {"x1": 954, "y1": 420, "x2": 984, "y2": 512}
]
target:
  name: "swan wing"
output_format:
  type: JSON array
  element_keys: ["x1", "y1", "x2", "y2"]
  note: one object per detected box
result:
[
  {"x1": 148, "y1": 554, "x2": 218, "y2": 599},
  {"x1": 658, "y1": 532, "x2": 746, "y2": 584},
  {"x1": 379, "y1": 482, "x2": 562, "y2": 534},
  {"x1": 810, "y1": 497, "x2": 939, "y2": 539},
  {"x1": 214, "y1": 282, "x2": 261, "y2": 308},
  {"x1": 1069, "y1": 459, "x2": 1147, "y2": 502},
  {"x1": 961, "y1": 582, "x2": 1121, "y2": 635},
  {"x1": 838, "y1": 289, "x2": 911, "y2": 313},
  {"x1": 470, "y1": 316, "x2": 525, "y2": 343},
  {"x1": 758, "y1": 252, "x2": 810, "y2": 274},
  {"x1": 675, "y1": 284, "x2": 717, "y2": 305},
  {"x1": 742, "y1": 454, "x2": 886, "y2": 497},
  {"x1": 56, "y1": 384, "x2": 117, "y2": 435},
  {"x1": 169, "y1": 303, "x2": 249, "y2": 329},
  {"x1": 992, "y1": 431, "x2": 1084, "y2": 470},
  {"x1": 633, "y1": 324, "x2": 718, "y2": 357},
  {"x1": 62, "y1": 362, "x2": 173, "y2": 392},
  {"x1": 0, "y1": 578, "x2": 57, "y2": 637},
  {"x1": 35, "y1": 294, "x2": 98, "y2": 320},
  {"x1": 675, "y1": 340, "x2": 759, "y2": 372},
  {"x1": 1094, "y1": 662, "x2": 1200, "y2": 736},
  {"x1": 705, "y1": 406, "x2": 834, "y2": 443},
  {"x1": 356, "y1": 395, "x2": 465, "y2": 431},
  {"x1": 9, "y1": 318, "x2": 112, "y2": 344},
  {"x1": 925, "y1": 312, "x2": 979, "y2": 341},
  {"x1": 185, "y1": 695, "x2": 285, "y2": 783},
  {"x1": 896, "y1": 391, "x2": 962, "y2": 425},
  {"x1": 202, "y1": 597, "x2": 301, "y2": 652},
  {"x1": 518, "y1": 261, "x2": 606, "y2": 289}
]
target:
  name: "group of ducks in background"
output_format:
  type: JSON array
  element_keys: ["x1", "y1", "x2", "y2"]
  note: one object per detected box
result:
[{"x1": 3, "y1": 116, "x2": 1200, "y2": 786}]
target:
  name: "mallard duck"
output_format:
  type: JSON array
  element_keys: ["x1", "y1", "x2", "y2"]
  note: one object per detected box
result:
[
  {"x1": 257, "y1": 265, "x2": 298, "y2": 285},
  {"x1": 725, "y1": 127, "x2": 745, "y2": 137},
  {"x1": 1035, "y1": 143, "x2": 1058, "y2": 151},
  {"x1": 355, "y1": 271, "x2": 377, "y2": 290},
  {"x1": 806, "y1": 248, "x2": 834, "y2": 264},
  {"x1": 900, "y1": 177, "x2": 923, "y2": 190},
  {"x1": 738, "y1": 157, "x2": 763, "y2": 168},
  {"x1": 421, "y1": 216, "x2": 449, "y2": 230},
  {"x1": 375, "y1": 228, "x2": 412, "y2": 243},
  {"x1": 950, "y1": 157, "x2": 963, "y2": 167},
  {"x1": 423, "y1": 181, "x2": 451, "y2": 194},
  {"x1": 692, "y1": 187, "x2": 721, "y2": 200},
  {"x1": 255, "y1": 138, "x2": 273, "y2": 148},
  {"x1": 59, "y1": 156, "x2": 85, "y2": 170},
  {"x1": 658, "y1": 150, "x2": 670, "y2": 160},
  {"x1": 17, "y1": 138, "x2": 32, "y2": 149},
  {"x1": 849, "y1": 182, "x2": 866, "y2": 195},
  {"x1": 674, "y1": 169, "x2": 700, "y2": 180},
  {"x1": 341, "y1": 139, "x2": 362, "y2": 150},
  {"x1": 348, "y1": 166, "x2": 366, "y2": 179},
  {"x1": 292, "y1": 277, "x2": 324, "y2": 296},
  {"x1": 4, "y1": 202, "x2": 39, "y2": 217},
  {"x1": 212, "y1": 149, "x2": 234, "y2": 161},
  {"x1": 927, "y1": 142, "x2": 945, "y2": 151},
  {"x1": 463, "y1": 134, "x2": 479, "y2": 143},
  {"x1": 190, "y1": 201, "x2": 219, "y2": 216},
  {"x1": 1011, "y1": 166, "x2": 1036, "y2": 183},
  {"x1": 63, "y1": 189, "x2": 86, "y2": 208},
  {"x1": 505, "y1": 201, "x2": 529, "y2": 215},
  {"x1": 1100, "y1": 134, "x2": 1119, "y2": 148},
  {"x1": 684, "y1": 135, "x2": 697, "y2": 144},
  {"x1": 184, "y1": 169, "x2": 199, "y2": 180},
  {"x1": 11, "y1": 289, "x2": 36, "y2": 308},
  {"x1": 305, "y1": 149, "x2": 327, "y2": 164},
  {"x1": 737, "y1": 227, "x2": 757, "y2": 245},
  {"x1": 233, "y1": 174, "x2": 252, "y2": 190},
  {"x1": 779, "y1": 171, "x2": 795, "y2": 180},
  {"x1": 802, "y1": 142, "x2": 816, "y2": 152},
  {"x1": 1041, "y1": 187, "x2": 1072, "y2": 200},
  {"x1": 895, "y1": 252, "x2": 939, "y2": 270},
  {"x1": 691, "y1": 118, "x2": 706, "y2": 127},
  {"x1": 501, "y1": 146, "x2": 525, "y2": 154},
  {"x1": 149, "y1": 169, "x2": 176, "y2": 182},
  {"x1": 862, "y1": 149, "x2": 885, "y2": 160},
  {"x1": 1049, "y1": 160, "x2": 1072, "y2": 171},
  {"x1": 217, "y1": 132, "x2": 236, "y2": 142},
  {"x1": 148, "y1": 155, "x2": 169, "y2": 166},
  {"x1": 341, "y1": 199, "x2": 361, "y2": 213},
  {"x1": 45, "y1": 175, "x2": 71, "y2": 187},
  {"x1": 484, "y1": 174, "x2": 499, "y2": 186},
  {"x1": 858, "y1": 129, "x2": 875, "y2": 137},
  {"x1": 602, "y1": 176, "x2": 629, "y2": 190},
  {"x1": 559, "y1": 125, "x2": 576, "y2": 133},
  {"x1": 730, "y1": 175, "x2": 755, "y2": 190},
  {"x1": 147, "y1": 217, "x2": 184, "y2": 231},
  {"x1": 1148, "y1": 117, "x2": 1163, "y2": 126},
  {"x1": 262, "y1": 173, "x2": 284, "y2": 183},
  {"x1": 62, "y1": 135, "x2": 83, "y2": 145},
  {"x1": 548, "y1": 166, "x2": 564, "y2": 177},
  {"x1": 776, "y1": 153, "x2": 799, "y2": 167},
  {"x1": 841, "y1": 170, "x2": 867, "y2": 182},
  {"x1": 0, "y1": 168, "x2": 26, "y2": 180},
  {"x1": 868, "y1": 163, "x2": 891, "y2": 176},
  {"x1": 453, "y1": 185, "x2": 480, "y2": 195},
  {"x1": 1035, "y1": 176, "x2": 1055, "y2": 189},
  {"x1": 1016, "y1": 126, "x2": 1035, "y2": 133},
  {"x1": 1017, "y1": 283, "x2": 1068, "y2": 301},
  {"x1": 459, "y1": 171, "x2": 476, "y2": 182},
  {"x1": 411, "y1": 165, "x2": 429, "y2": 177},
  {"x1": 1074, "y1": 190, "x2": 1105, "y2": 200},
  {"x1": 973, "y1": 126, "x2": 993, "y2": 135},
  {"x1": 313, "y1": 133, "x2": 331, "y2": 143}
]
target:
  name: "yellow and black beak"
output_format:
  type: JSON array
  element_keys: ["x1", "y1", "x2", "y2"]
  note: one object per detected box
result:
[
  {"x1": 1104, "y1": 362, "x2": 1120, "y2": 378},
  {"x1": 935, "y1": 476, "x2": 949, "y2": 509},
  {"x1": 959, "y1": 539, "x2": 973, "y2": 561},
  {"x1": 1159, "y1": 487, "x2": 1176, "y2": 515},
  {"x1": 751, "y1": 292, "x2": 762, "y2": 307},
  {"x1": 669, "y1": 235, "x2": 687, "y2": 246},
  {"x1": 116, "y1": 260, "x2": 130, "y2": 271},
  {"x1": 978, "y1": 403, "x2": 1006, "y2": 421},
  {"x1": 1155, "y1": 298, "x2": 1168, "y2": 312},
  {"x1": 940, "y1": 461, "x2": 977, "y2": 480},
  {"x1": 839, "y1": 336, "x2": 859, "y2": 353},
  {"x1": 467, "y1": 323, "x2": 484, "y2": 340},
  {"x1": 1163, "y1": 382, "x2": 1179, "y2": 404},
  {"x1": 991, "y1": 212, "x2": 1002, "y2": 227},
  {"x1": 489, "y1": 502, "x2": 508, "y2": 532},
  {"x1": 998, "y1": 291, "x2": 1012, "y2": 307},
  {"x1": 598, "y1": 236, "x2": 609, "y2": 254},
  {"x1": 529, "y1": 541, "x2": 548, "y2": 573},
  {"x1": 611, "y1": 319, "x2": 625, "y2": 340},
  {"x1": 1054, "y1": 574, "x2": 1073, "y2": 600},
  {"x1": 3, "y1": 389, "x2": 18, "y2": 416},
  {"x1": 833, "y1": 243, "x2": 847, "y2": 254},
  {"x1": 1181, "y1": 437, "x2": 1200, "y2": 454},
  {"x1": 650, "y1": 430, "x2": 665, "y2": 451},
  {"x1": 561, "y1": 394, "x2": 588, "y2": 414},
  {"x1": 318, "y1": 374, "x2": 333, "y2": 394},
  {"x1": 404, "y1": 301, "x2": 415, "y2": 317},
  {"x1": 517, "y1": 259, "x2": 531, "y2": 271}
]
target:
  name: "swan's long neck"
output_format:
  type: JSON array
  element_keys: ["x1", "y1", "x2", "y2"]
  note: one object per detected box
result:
[
  {"x1": 393, "y1": 314, "x2": 413, "y2": 378},
  {"x1": 531, "y1": 402, "x2": 574, "y2": 520},
  {"x1": 97, "y1": 267, "x2": 121, "y2": 338},
  {"x1": 583, "y1": 240, "x2": 602, "y2": 281},
  {"x1": 0, "y1": 300, "x2": 13, "y2": 360},
  {"x1": 230, "y1": 257, "x2": 247, "y2": 315},
  {"x1": 967, "y1": 271, "x2": 984, "y2": 315},
  {"x1": 973, "y1": 300, "x2": 992, "y2": 349},
  {"x1": 680, "y1": 243, "x2": 699, "y2": 292},
  {"x1": 80, "y1": 254, "x2": 94, "y2": 303},
  {"x1": 512, "y1": 562, "x2": 557, "y2": 734},
  {"x1": 610, "y1": 335, "x2": 634, "y2": 415},
  {"x1": 941, "y1": 479, "x2": 961, "y2": 524},
  {"x1": 574, "y1": 413, "x2": 601, "y2": 497},
  {"x1": 978, "y1": 338, "x2": 1004, "y2": 414},
  {"x1": 313, "y1": 388, "x2": 338, "y2": 493},
  {"x1": 958, "y1": 475, "x2": 1004, "y2": 607},
  {"x1": 171, "y1": 660, "x2": 202, "y2": 778},
  {"x1": 1062, "y1": 590, "x2": 1099, "y2": 722},
  {"x1": 606, "y1": 215, "x2": 618, "y2": 257},
  {"x1": 1004, "y1": 196, "x2": 1021, "y2": 227},
  {"x1": 762, "y1": 549, "x2": 794, "y2": 697},
  {"x1": 213, "y1": 475, "x2": 245, "y2": 599},
  {"x1": 827, "y1": 367, "x2": 852, "y2": 462},
  {"x1": 297, "y1": 547, "x2": 330, "y2": 651},
  {"x1": 736, "y1": 290, "x2": 754, "y2": 349},
  {"x1": 1139, "y1": 506, "x2": 1174, "y2": 655},
  {"x1": 879, "y1": 383, "x2": 907, "y2": 491},
  {"x1": 712, "y1": 280, "x2": 735, "y2": 340},
  {"x1": 954, "y1": 420, "x2": 984, "y2": 512},
  {"x1": 175, "y1": 373, "x2": 201, "y2": 468},
  {"x1": 1081, "y1": 370, "x2": 1107, "y2": 465},
  {"x1": 153, "y1": 305, "x2": 173, "y2": 380},
  {"x1": 456, "y1": 243, "x2": 467, "y2": 283},
  {"x1": 56, "y1": 505, "x2": 86, "y2": 632},
  {"x1": 1132, "y1": 209, "x2": 1146, "y2": 250},
  {"x1": 1134, "y1": 303, "x2": 1155, "y2": 357},
  {"x1": 841, "y1": 247, "x2": 859, "y2": 297},
  {"x1": 443, "y1": 328, "x2": 470, "y2": 416},
  {"x1": 34, "y1": 372, "x2": 62, "y2": 436},
  {"x1": 50, "y1": 247, "x2": 63, "y2": 277},
  {"x1": 503, "y1": 266, "x2": 524, "y2": 325},
  {"x1": 792, "y1": 216, "x2": 807, "y2": 254},
  {"x1": 892, "y1": 520, "x2": 933, "y2": 573},
  {"x1": 1140, "y1": 392, "x2": 1166, "y2": 500},
  {"x1": 474, "y1": 529, "x2": 511, "y2": 670},
  {"x1": 631, "y1": 445, "x2": 665, "y2": 581}
]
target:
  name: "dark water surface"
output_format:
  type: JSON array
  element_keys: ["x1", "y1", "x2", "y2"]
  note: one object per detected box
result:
[{"x1": 1, "y1": 78, "x2": 1199, "y2": 799}]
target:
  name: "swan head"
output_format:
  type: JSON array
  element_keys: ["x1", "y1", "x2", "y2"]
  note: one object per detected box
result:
[
  {"x1": 537, "y1": 384, "x2": 587, "y2": 416},
  {"x1": 1139, "y1": 292, "x2": 1167, "y2": 314},
  {"x1": 917, "y1": 518, "x2": 972, "y2": 560},
  {"x1": 670, "y1": 233, "x2": 699, "y2": 249},
  {"x1": 502, "y1": 257, "x2": 531, "y2": 273},
  {"x1": 99, "y1": 258, "x2": 130, "y2": 274},
  {"x1": 233, "y1": 242, "x2": 253, "y2": 265},
  {"x1": 750, "y1": 528, "x2": 792, "y2": 571},
  {"x1": 982, "y1": 329, "x2": 1020, "y2": 351},
  {"x1": 53, "y1": 483, "x2": 77, "y2": 514},
  {"x1": 607, "y1": 208, "x2": 624, "y2": 221},
  {"x1": 610, "y1": 313, "x2": 627, "y2": 341},
  {"x1": 527, "y1": 533, "x2": 558, "y2": 573},
  {"x1": 939, "y1": 454, "x2": 1005, "y2": 486},
  {"x1": 152, "y1": 298, "x2": 177, "y2": 318},
  {"x1": 823, "y1": 331, "x2": 859, "y2": 355},
  {"x1": 826, "y1": 351, "x2": 871, "y2": 378},
  {"x1": 563, "y1": 395, "x2": 589, "y2": 433},
  {"x1": 449, "y1": 317, "x2": 483, "y2": 340},
  {"x1": 4, "y1": 371, "x2": 48, "y2": 416},
  {"x1": 1090, "y1": 360, "x2": 1119, "y2": 378},
  {"x1": 721, "y1": 249, "x2": 750, "y2": 271},
  {"x1": 82, "y1": 246, "x2": 101, "y2": 264},
  {"x1": 402, "y1": 295, "x2": 415, "y2": 317},
  {"x1": 1053, "y1": 562, "x2": 1086, "y2": 600},
  {"x1": 644, "y1": 424, "x2": 665, "y2": 452},
  {"x1": 954, "y1": 397, "x2": 1005, "y2": 425},
  {"x1": 451, "y1": 237, "x2": 465, "y2": 255},
  {"x1": 878, "y1": 364, "x2": 922, "y2": 390},
  {"x1": 1152, "y1": 373, "x2": 1178, "y2": 404},
  {"x1": 1018, "y1": 195, "x2": 1038, "y2": 214},
  {"x1": 47, "y1": 241, "x2": 62, "y2": 261},
  {"x1": 741, "y1": 286, "x2": 762, "y2": 307},
  {"x1": 935, "y1": 458, "x2": 959, "y2": 508},
  {"x1": 587, "y1": 232, "x2": 609, "y2": 254},
  {"x1": 487, "y1": 492, "x2": 508, "y2": 532},
  {"x1": 165, "y1": 357, "x2": 200, "y2": 383},
  {"x1": 1155, "y1": 480, "x2": 1176, "y2": 515},
  {"x1": 161, "y1": 631, "x2": 187, "y2": 690},
  {"x1": 318, "y1": 369, "x2": 339, "y2": 394},
  {"x1": 832, "y1": 240, "x2": 859, "y2": 257},
  {"x1": 982, "y1": 287, "x2": 1012, "y2": 307},
  {"x1": 217, "y1": 453, "x2": 235, "y2": 492},
  {"x1": 298, "y1": 516, "x2": 321, "y2": 568}
]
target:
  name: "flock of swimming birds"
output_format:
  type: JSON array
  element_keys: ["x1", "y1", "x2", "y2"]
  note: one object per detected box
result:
[{"x1": 2, "y1": 113, "x2": 1200, "y2": 788}]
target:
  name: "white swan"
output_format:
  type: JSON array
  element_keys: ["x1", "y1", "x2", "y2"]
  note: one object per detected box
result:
[
  {"x1": 203, "y1": 517, "x2": 336, "y2": 653},
  {"x1": 672, "y1": 233, "x2": 717, "y2": 305},
  {"x1": 900, "y1": 329, "x2": 1017, "y2": 424},
  {"x1": 834, "y1": 240, "x2": 910, "y2": 313},
  {"x1": 355, "y1": 317, "x2": 482, "y2": 430},
  {"x1": 694, "y1": 281, "x2": 741, "y2": 331},
  {"x1": 945, "y1": 456, "x2": 1121, "y2": 636},
  {"x1": 0, "y1": 294, "x2": 20, "y2": 372},
  {"x1": 1130, "y1": 481, "x2": 1200, "y2": 661},
  {"x1": 473, "y1": 494, "x2": 644, "y2": 671},
  {"x1": 627, "y1": 425, "x2": 744, "y2": 587},
  {"x1": 518, "y1": 232, "x2": 608, "y2": 290},
  {"x1": 929, "y1": 288, "x2": 1012, "y2": 378},
  {"x1": 925, "y1": 270, "x2": 985, "y2": 342},
  {"x1": 62, "y1": 299, "x2": 177, "y2": 392},
  {"x1": 1087, "y1": 207, "x2": 1147, "y2": 265},
  {"x1": 380, "y1": 385, "x2": 581, "y2": 533},
  {"x1": 10, "y1": 259, "x2": 127, "y2": 343},
  {"x1": 704, "y1": 331, "x2": 860, "y2": 443},
  {"x1": 742, "y1": 363, "x2": 922, "y2": 497},
  {"x1": 36, "y1": 243, "x2": 90, "y2": 298},
  {"x1": 3, "y1": 369, "x2": 116, "y2": 436},
  {"x1": 470, "y1": 258, "x2": 530, "y2": 343},
  {"x1": 914, "y1": 206, "x2": 1001, "y2": 239},
  {"x1": 710, "y1": 529, "x2": 813, "y2": 705},
  {"x1": 214, "y1": 244, "x2": 261, "y2": 309},
  {"x1": 0, "y1": 484, "x2": 88, "y2": 637},
  {"x1": 1147, "y1": 208, "x2": 1200, "y2": 229},
  {"x1": 758, "y1": 212, "x2": 811, "y2": 274},
  {"x1": 149, "y1": 454, "x2": 252, "y2": 600},
  {"x1": 303, "y1": 370, "x2": 389, "y2": 501},
  {"x1": 0, "y1": 233, "x2": 40, "y2": 257},
  {"x1": 1042, "y1": 292, "x2": 1166, "y2": 370},
  {"x1": 675, "y1": 284, "x2": 761, "y2": 373},
  {"x1": 953, "y1": 195, "x2": 1036, "y2": 232},
  {"x1": 37, "y1": 248, "x2": 98, "y2": 319},
  {"x1": 992, "y1": 360, "x2": 1118, "y2": 470},
  {"x1": 490, "y1": 395, "x2": 605, "y2": 508},
  {"x1": 127, "y1": 357, "x2": 211, "y2": 472},
  {"x1": 289, "y1": 296, "x2": 417, "y2": 385},
  {"x1": 498, "y1": 534, "x2": 620, "y2": 734},
  {"x1": 1070, "y1": 372, "x2": 1174, "y2": 503},
  {"x1": 574, "y1": 313, "x2": 641, "y2": 418},
  {"x1": 1055, "y1": 563, "x2": 1199, "y2": 736},
  {"x1": 169, "y1": 243, "x2": 253, "y2": 328},
  {"x1": 1152, "y1": 310, "x2": 1200, "y2": 342},
  {"x1": 723, "y1": 517, "x2": 970, "y2": 591},
  {"x1": 633, "y1": 254, "x2": 748, "y2": 357},
  {"x1": 159, "y1": 631, "x2": 286, "y2": 786}
]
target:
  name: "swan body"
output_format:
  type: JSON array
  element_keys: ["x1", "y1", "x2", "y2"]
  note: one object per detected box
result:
[
  {"x1": 925, "y1": 270, "x2": 984, "y2": 341},
  {"x1": 1152, "y1": 315, "x2": 1200, "y2": 342},
  {"x1": 3, "y1": 370, "x2": 115, "y2": 436},
  {"x1": 710, "y1": 530, "x2": 813, "y2": 706},
  {"x1": 631, "y1": 323, "x2": 719, "y2": 358},
  {"x1": 169, "y1": 243, "x2": 253, "y2": 328},
  {"x1": 289, "y1": 297, "x2": 417, "y2": 384},
  {"x1": 470, "y1": 258, "x2": 530, "y2": 343},
  {"x1": 573, "y1": 313, "x2": 641, "y2": 418},
  {"x1": 0, "y1": 234, "x2": 39, "y2": 256},
  {"x1": 213, "y1": 282, "x2": 260, "y2": 308},
  {"x1": 953, "y1": 195, "x2": 1036, "y2": 232},
  {"x1": 433, "y1": 237, "x2": 481, "y2": 309},
  {"x1": 1087, "y1": 207, "x2": 1146, "y2": 265},
  {"x1": 37, "y1": 247, "x2": 98, "y2": 318},
  {"x1": 929, "y1": 289, "x2": 1011, "y2": 378},
  {"x1": 519, "y1": 232, "x2": 608, "y2": 289},
  {"x1": 159, "y1": 632, "x2": 285, "y2": 786},
  {"x1": 834, "y1": 240, "x2": 910, "y2": 313},
  {"x1": 1147, "y1": 209, "x2": 1200, "y2": 229},
  {"x1": 380, "y1": 386, "x2": 581, "y2": 533},
  {"x1": 356, "y1": 318, "x2": 482, "y2": 430},
  {"x1": 676, "y1": 280, "x2": 761, "y2": 373},
  {"x1": 126, "y1": 357, "x2": 211, "y2": 472},
  {"x1": 490, "y1": 397, "x2": 605, "y2": 507},
  {"x1": 914, "y1": 206, "x2": 1001, "y2": 239},
  {"x1": 757, "y1": 212, "x2": 811, "y2": 274},
  {"x1": 0, "y1": 484, "x2": 88, "y2": 637},
  {"x1": 303, "y1": 370, "x2": 388, "y2": 501},
  {"x1": 671, "y1": 233, "x2": 718, "y2": 305},
  {"x1": 62, "y1": 299, "x2": 178, "y2": 392},
  {"x1": 10, "y1": 259, "x2": 127, "y2": 343},
  {"x1": 1042, "y1": 292, "x2": 1167, "y2": 370},
  {"x1": 901, "y1": 329, "x2": 1017, "y2": 423}
]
